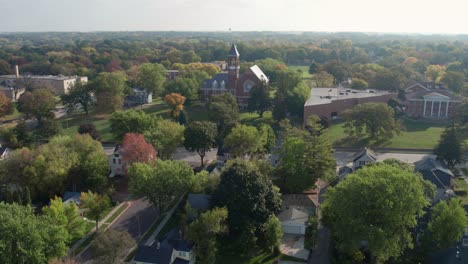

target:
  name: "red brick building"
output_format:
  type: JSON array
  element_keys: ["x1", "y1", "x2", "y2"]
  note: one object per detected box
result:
[
  {"x1": 303, "y1": 88, "x2": 395, "y2": 125},
  {"x1": 404, "y1": 82, "x2": 463, "y2": 119},
  {"x1": 200, "y1": 44, "x2": 268, "y2": 108}
]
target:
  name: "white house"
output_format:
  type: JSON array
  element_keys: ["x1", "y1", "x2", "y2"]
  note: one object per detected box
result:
[
  {"x1": 352, "y1": 147, "x2": 377, "y2": 171},
  {"x1": 278, "y1": 208, "x2": 309, "y2": 235},
  {"x1": 109, "y1": 145, "x2": 123, "y2": 178}
]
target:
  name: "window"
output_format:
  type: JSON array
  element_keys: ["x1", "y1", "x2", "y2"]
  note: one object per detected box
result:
[
  {"x1": 179, "y1": 251, "x2": 186, "y2": 257},
  {"x1": 113, "y1": 159, "x2": 116, "y2": 164},
  {"x1": 114, "y1": 154, "x2": 119, "y2": 157},
  {"x1": 118, "y1": 159, "x2": 121, "y2": 165},
  {"x1": 359, "y1": 161, "x2": 366, "y2": 166}
]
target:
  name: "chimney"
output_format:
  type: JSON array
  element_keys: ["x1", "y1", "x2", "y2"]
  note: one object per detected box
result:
[{"x1": 15, "y1": 65, "x2": 19, "y2": 79}]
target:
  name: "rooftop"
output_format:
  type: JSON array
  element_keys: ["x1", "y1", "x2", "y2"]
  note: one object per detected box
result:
[
  {"x1": 304, "y1": 87, "x2": 391, "y2": 106},
  {"x1": 0, "y1": 74, "x2": 84, "y2": 81}
]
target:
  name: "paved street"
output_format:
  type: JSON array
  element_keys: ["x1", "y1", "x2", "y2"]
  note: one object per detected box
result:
[{"x1": 77, "y1": 198, "x2": 158, "y2": 263}]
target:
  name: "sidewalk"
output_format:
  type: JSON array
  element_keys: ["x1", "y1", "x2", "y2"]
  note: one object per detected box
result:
[{"x1": 68, "y1": 201, "x2": 130, "y2": 256}]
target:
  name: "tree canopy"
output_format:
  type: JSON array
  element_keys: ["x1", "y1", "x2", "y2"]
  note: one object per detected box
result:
[
  {"x1": 137, "y1": 63, "x2": 166, "y2": 96},
  {"x1": 434, "y1": 125, "x2": 464, "y2": 169},
  {"x1": 183, "y1": 121, "x2": 217, "y2": 166},
  {"x1": 428, "y1": 198, "x2": 467, "y2": 249}
]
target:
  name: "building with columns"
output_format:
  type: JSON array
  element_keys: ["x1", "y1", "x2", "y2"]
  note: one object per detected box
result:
[
  {"x1": 200, "y1": 44, "x2": 268, "y2": 108},
  {"x1": 404, "y1": 82, "x2": 463, "y2": 119}
]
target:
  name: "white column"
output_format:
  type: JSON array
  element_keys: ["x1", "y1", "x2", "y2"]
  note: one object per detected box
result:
[
  {"x1": 446, "y1": 101, "x2": 449, "y2": 117},
  {"x1": 438, "y1": 101, "x2": 441, "y2": 117},
  {"x1": 431, "y1": 101, "x2": 434, "y2": 117},
  {"x1": 423, "y1": 100, "x2": 427, "y2": 117}
]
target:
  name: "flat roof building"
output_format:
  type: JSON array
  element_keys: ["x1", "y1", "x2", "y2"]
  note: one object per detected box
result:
[{"x1": 303, "y1": 87, "x2": 395, "y2": 125}]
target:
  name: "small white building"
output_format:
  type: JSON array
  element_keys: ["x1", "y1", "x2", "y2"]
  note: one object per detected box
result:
[
  {"x1": 109, "y1": 145, "x2": 123, "y2": 178},
  {"x1": 278, "y1": 208, "x2": 309, "y2": 235}
]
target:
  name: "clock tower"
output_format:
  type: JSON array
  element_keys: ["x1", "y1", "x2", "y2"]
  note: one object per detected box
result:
[{"x1": 227, "y1": 44, "x2": 240, "y2": 93}]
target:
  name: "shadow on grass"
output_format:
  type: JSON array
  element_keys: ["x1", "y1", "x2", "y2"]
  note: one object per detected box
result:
[{"x1": 402, "y1": 118, "x2": 447, "y2": 132}]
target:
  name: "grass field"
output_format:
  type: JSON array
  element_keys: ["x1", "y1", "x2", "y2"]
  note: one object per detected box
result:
[
  {"x1": 288, "y1": 65, "x2": 311, "y2": 79},
  {"x1": 326, "y1": 118, "x2": 461, "y2": 149}
]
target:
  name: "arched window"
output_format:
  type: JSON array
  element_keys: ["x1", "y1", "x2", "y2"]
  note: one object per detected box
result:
[
  {"x1": 212, "y1": 80, "x2": 217, "y2": 89},
  {"x1": 220, "y1": 81, "x2": 225, "y2": 89}
]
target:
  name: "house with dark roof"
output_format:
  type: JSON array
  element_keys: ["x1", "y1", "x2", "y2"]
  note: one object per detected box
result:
[
  {"x1": 134, "y1": 229, "x2": 195, "y2": 264},
  {"x1": 200, "y1": 44, "x2": 269, "y2": 109},
  {"x1": 414, "y1": 158, "x2": 455, "y2": 204},
  {"x1": 404, "y1": 81, "x2": 463, "y2": 119},
  {"x1": 352, "y1": 147, "x2": 377, "y2": 171},
  {"x1": 186, "y1": 193, "x2": 211, "y2": 221}
]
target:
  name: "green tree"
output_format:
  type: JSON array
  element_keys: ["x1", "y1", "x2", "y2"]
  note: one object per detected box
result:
[
  {"x1": 128, "y1": 160, "x2": 193, "y2": 212},
  {"x1": 42, "y1": 196, "x2": 86, "y2": 242},
  {"x1": 208, "y1": 93, "x2": 239, "y2": 145},
  {"x1": 137, "y1": 63, "x2": 166, "y2": 96},
  {"x1": 144, "y1": 118, "x2": 185, "y2": 159},
  {"x1": 248, "y1": 81, "x2": 272, "y2": 117},
  {"x1": 94, "y1": 72, "x2": 127, "y2": 113},
  {"x1": 442, "y1": 71, "x2": 465, "y2": 93},
  {"x1": 18, "y1": 89, "x2": 57, "y2": 125},
  {"x1": 80, "y1": 191, "x2": 110, "y2": 232},
  {"x1": 91, "y1": 229, "x2": 136, "y2": 264},
  {"x1": 434, "y1": 125, "x2": 464, "y2": 169},
  {"x1": 351, "y1": 78, "x2": 368, "y2": 89},
  {"x1": 183, "y1": 121, "x2": 217, "y2": 166},
  {"x1": 110, "y1": 109, "x2": 155, "y2": 141},
  {"x1": 213, "y1": 159, "x2": 281, "y2": 233},
  {"x1": 322, "y1": 163, "x2": 433, "y2": 262},
  {"x1": 78, "y1": 123, "x2": 101, "y2": 141},
  {"x1": 428, "y1": 198, "x2": 467, "y2": 249},
  {"x1": 0, "y1": 202, "x2": 68, "y2": 263},
  {"x1": 425, "y1": 64, "x2": 446, "y2": 82},
  {"x1": 370, "y1": 69, "x2": 406, "y2": 91},
  {"x1": 186, "y1": 207, "x2": 228, "y2": 263},
  {"x1": 224, "y1": 124, "x2": 263, "y2": 158},
  {"x1": 61, "y1": 81, "x2": 94, "y2": 115},
  {"x1": 286, "y1": 81, "x2": 310, "y2": 117},
  {"x1": 263, "y1": 215, "x2": 283, "y2": 253},
  {"x1": 0, "y1": 92, "x2": 13, "y2": 117},
  {"x1": 343, "y1": 102, "x2": 400, "y2": 141}
]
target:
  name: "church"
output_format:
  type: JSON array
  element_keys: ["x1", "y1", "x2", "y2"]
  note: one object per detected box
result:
[{"x1": 200, "y1": 44, "x2": 269, "y2": 108}]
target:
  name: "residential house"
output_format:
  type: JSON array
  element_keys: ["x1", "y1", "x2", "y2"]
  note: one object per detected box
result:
[
  {"x1": 134, "y1": 229, "x2": 195, "y2": 264},
  {"x1": 352, "y1": 147, "x2": 377, "y2": 171},
  {"x1": 109, "y1": 145, "x2": 123, "y2": 178},
  {"x1": 282, "y1": 190, "x2": 319, "y2": 216},
  {"x1": 278, "y1": 207, "x2": 309, "y2": 235},
  {"x1": 414, "y1": 157, "x2": 455, "y2": 204},
  {"x1": 124, "y1": 88, "x2": 152, "y2": 107},
  {"x1": 186, "y1": 193, "x2": 211, "y2": 221},
  {"x1": 404, "y1": 81, "x2": 463, "y2": 119},
  {"x1": 0, "y1": 145, "x2": 12, "y2": 160}
]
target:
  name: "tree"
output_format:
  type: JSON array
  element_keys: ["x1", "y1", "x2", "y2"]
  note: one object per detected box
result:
[
  {"x1": 164, "y1": 93, "x2": 186, "y2": 120},
  {"x1": 18, "y1": 89, "x2": 56, "y2": 125},
  {"x1": 61, "y1": 81, "x2": 94, "y2": 115},
  {"x1": 285, "y1": 81, "x2": 310, "y2": 117},
  {"x1": 442, "y1": 71, "x2": 465, "y2": 93},
  {"x1": 35, "y1": 118, "x2": 62, "y2": 140},
  {"x1": 350, "y1": 78, "x2": 368, "y2": 89},
  {"x1": 144, "y1": 118, "x2": 185, "y2": 159},
  {"x1": 184, "y1": 121, "x2": 217, "y2": 166},
  {"x1": 325, "y1": 60, "x2": 349, "y2": 84},
  {"x1": 208, "y1": 93, "x2": 239, "y2": 145},
  {"x1": 42, "y1": 196, "x2": 86, "y2": 242},
  {"x1": 342, "y1": 102, "x2": 400, "y2": 141},
  {"x1": 78, "y1": 123, "x2": 101, "y2": 141},
  {"x1": 224, "y1": 124, "x2": 262, "y2": 158},
  {"x1": 94, "y1": 72, "x2": 127, "y2": 113},
  {"x1": 312, "y1": 71, "x2": 334, "y2": 87},
  {"x1": 248, "y1": 81, "x2": 272, "y2": 117},
  {"x1": 213, "y1": 159, "x2": 281, "y2": 232},
  {"x1": 0, "y1": 92, "x2": 13, "y2": 117},
  {"x1": 186, "y1": 207, "x2": 228, "y2": 263},
  {"x1": 428, "y1": 198, "x2": 467, "y2": 249},
  {"x1": 120, "y1": 133, "x2": 158, "y2": 170},
  {"x1": 129, "y1": 160, "x2": 193, "y2": 211},
  {"x1": 80, "y1": 191, "x2": 110, "y2": 232},
  {"x1": 263, "y1": 215, "x2": 283, "y2": 253},
  {"x1": 370, "y1": 69, "x2": 406, "y2": 91},
  {"x1": 434, "y1": 125, "x2": 464, "y2": 169},
  {"x1": 322, "y1": 163, "x2": 433, "y2": 262},
  {"x1": 425, "y1": 64, "x2": 446, "y2": 82},
  {"x1": 91, "y1": 229, "x2": 136, "y2": 264},
  {"x1": 0, "y1": 202, "x2": 68, "y2": 263},
  {"x1": 137, "y1": 63, "x2": 166, "y2": 96},
  {"x1": 110, "y1": 109, "x2": 155, "y2": 141}
]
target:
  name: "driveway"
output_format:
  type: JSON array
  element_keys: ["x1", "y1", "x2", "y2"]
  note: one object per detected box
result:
[{"x1": 280, "y1": 234, "x2": 310, "y2": 260}]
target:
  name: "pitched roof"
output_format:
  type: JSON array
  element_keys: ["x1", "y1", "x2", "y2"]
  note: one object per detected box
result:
[
  {"x1": 228, "y1": 44, "x2": 240, "y2": 57},
  {"x1": 406, "y1": 89, "x2": 462, "y2": 101},
  {"x1": 62, "y1": 192, "x2": 81, "y2": 205},
  {"x1": 415, "y1": 158, "x2": 453, "y2": 189},
  {"x1": 283, "y1": 194, "x2": 319, "y2": 209},
  {"x1": 278, "y1": 208, "x2": 309, "y2": 224},
  {"x1": 187, "y1": 193, "x2": 211, "y2": 211},
  {"x1": 0, "y1": 146, "x2": 11, "y2": 157},
  {"x1": 202, "y1": 73, "x2": 228, "y2": 89},
  {"x1": 249, "y1": 65, "x2": 269, "y2": 83},
  {"x1": 352, "y1": 148, "x2": 377, "y2": 162}
]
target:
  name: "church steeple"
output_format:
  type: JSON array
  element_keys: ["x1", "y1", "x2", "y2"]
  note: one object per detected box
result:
[{"x1": 227, "y1": 44, "x2": 240, "y2": 92}]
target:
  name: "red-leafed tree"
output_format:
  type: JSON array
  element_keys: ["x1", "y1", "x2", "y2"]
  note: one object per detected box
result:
[{"x1": 120, "y1": 133, "x2": 157, "y2": 171}]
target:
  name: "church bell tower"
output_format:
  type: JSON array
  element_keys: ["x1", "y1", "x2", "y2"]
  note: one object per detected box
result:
[{"x1": 227, "y1": 44, "x2": 240, "y2": 94}]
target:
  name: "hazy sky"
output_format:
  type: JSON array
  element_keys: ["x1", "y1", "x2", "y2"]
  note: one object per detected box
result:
[{"x1": 1, "y1": 0, "x2": 467, "y2": 33}]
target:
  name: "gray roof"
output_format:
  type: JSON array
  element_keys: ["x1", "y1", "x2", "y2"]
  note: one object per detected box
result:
[
  {"x1": 405, "y1": 89, "x2": 462, "y2": 101},
  {"x1": 305, "y1": 87, "x2": 392, "y2": 106},
  {"x1": 278, "y1": 208, "x2": 309, "y2": 224},
  {"x1": 62, "y1": 192, "x2": 81, "y2": 205},
  {"x1": 415, "y1": 158, "x2": 453, "y2": 189},
  {"x1": 352, "y1": 148, "x2": 377, "y2": 162},
  {"x1": 187, "y1": 193, "x2": 211, "y2": 210},
  {"x1": 202, "y1": 72, "x2": 228, "y2": 89},
  {"x1": 228, "y1": 44, "x2": 240, "y2": 57}
]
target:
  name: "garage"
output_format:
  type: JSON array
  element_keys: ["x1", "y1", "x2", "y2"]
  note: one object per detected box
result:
[
  {"x1": 282, "y1": 224, "x2": 305, "y2": 235},
  {"x1": 278, "y1": 208, "x2": 309, "y2": 235}
]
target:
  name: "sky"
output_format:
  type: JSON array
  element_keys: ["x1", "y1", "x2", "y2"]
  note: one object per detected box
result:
[{"x1": 0, "y1": 0, "x2": 467, "y2": 34}]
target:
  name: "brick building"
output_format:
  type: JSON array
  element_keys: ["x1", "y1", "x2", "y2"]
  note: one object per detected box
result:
[
  {"x1": 200, "y1": 44, "x2": 268, "y2": 108},
  {"x1": 303, "y1": 87, "x2": 395, "y2": 125},
  {"x1": 404, "y1": 82, "x2": 463, "y2": 119}
]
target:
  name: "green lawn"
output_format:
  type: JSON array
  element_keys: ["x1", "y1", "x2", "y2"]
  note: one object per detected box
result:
[
  {"x1": 326, "y1": 118, "x2": 459, "y2": 149},
  {"x1": 215, "y1": 245, "x2": 307, "y2": 264},
  {"x1": 288, "y1": 65, "x2": 311, "y2": 79},
  {"x1": 454, "y1": 177, "x2": 468, "y2": 206}
]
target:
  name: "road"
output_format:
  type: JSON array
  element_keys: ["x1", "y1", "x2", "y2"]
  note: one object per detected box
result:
[{"x1": 77, "y1": 198, "x2": 158, "y2": 263}]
